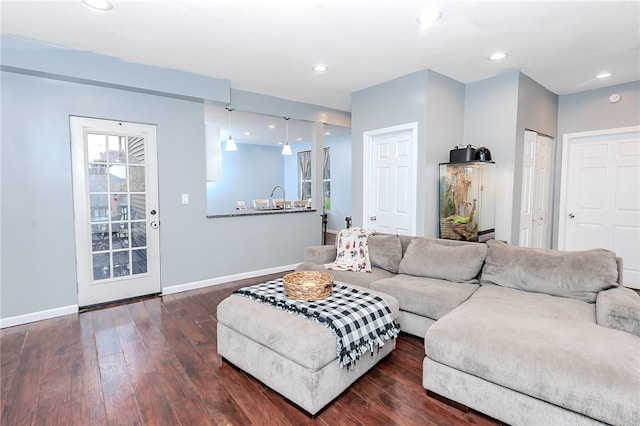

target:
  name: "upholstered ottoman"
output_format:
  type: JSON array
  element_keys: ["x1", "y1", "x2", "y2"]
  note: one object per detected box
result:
[{"x1": 216, "y1": 281, "x2": 400, "y2": 415}]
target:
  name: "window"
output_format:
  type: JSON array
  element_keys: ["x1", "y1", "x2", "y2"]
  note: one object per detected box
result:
[{"x1": 298, "y1": 148, "x2": 331, "y2": 210}]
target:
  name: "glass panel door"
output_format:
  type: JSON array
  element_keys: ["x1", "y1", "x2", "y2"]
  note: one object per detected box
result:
[{"x1": 71, "y1": 117, "x2": 160, "y2": 307}]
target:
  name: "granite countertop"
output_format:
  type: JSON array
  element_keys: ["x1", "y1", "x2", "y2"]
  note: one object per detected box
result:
[{"x1": 207, "y1": 208, "x2": 318, "y2": 218}]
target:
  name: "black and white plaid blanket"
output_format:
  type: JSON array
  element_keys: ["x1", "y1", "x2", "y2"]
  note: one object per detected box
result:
[{"x1": 233, "y1": 279, "x2": 400, "y2": 369}]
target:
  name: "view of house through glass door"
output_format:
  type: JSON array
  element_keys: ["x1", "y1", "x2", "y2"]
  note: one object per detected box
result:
[{"x1": 70, "y1": 117, "x2": 161, "y2": 307}]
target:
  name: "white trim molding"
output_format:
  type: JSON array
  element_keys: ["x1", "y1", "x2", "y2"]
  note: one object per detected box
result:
[
  {"x1": 161, "y1": 264, "x2": 299, "y2": 295},
  {"x1": 1, "y1": 304, "x2": 78, "y2": 329},
  {"x1": 1, "y1": 265, "x2": 300, "y2": 328}
]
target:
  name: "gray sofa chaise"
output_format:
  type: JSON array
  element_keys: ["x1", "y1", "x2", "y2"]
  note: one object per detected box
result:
[{"x1": 297, "y1": 235, "x2": 640, "y2": 425}]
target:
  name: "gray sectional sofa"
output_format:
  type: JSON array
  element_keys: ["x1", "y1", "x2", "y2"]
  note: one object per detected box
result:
[{"x1": 296, "y1": 235, "x2": 640, "y2": 425}]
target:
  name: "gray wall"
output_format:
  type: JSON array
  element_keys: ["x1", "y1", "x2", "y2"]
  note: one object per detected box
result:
[
  {"x1": 1, "y1": 37, "x2": 339, "y2": 321},
  {"x1": 207, "y1": 143, "x2": 284, "y2": 214},
  {"x1": 324, "y1": 135, "x2": 352, "y2": 232},
  {"x1": 463, "y1": 71, "x2": 520, "y2": 242},
  {"x1": 463, "y1": 71, "x2": 559, "y2": 244},
  {"x1": 425, "y1": 71, "x2": 467, "y2": 236},
  {"x1": 553, "y1": 81, "x2": 640, "y2": 245},
  {"x1": 1, "y1": 70, "x2": 322, "y2": 319},
  {"x1": 351, "y1": 70, "x2": 465, "y2": 237},
  {"x1": 512, "y1": 73, "x2": 559, "y2": 243}
]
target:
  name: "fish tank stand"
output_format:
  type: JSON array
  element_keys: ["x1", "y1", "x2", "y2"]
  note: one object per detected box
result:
[{"x1": 439, "y1": 161, "x2": 495, "y2": 242}]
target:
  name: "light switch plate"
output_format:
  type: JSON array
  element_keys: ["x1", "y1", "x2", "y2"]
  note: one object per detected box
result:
[{"x1": 181, "y1": 194, "x2": 189, "y2": 204}]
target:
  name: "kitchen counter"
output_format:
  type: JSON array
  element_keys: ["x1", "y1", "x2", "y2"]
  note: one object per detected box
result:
[{"x1": 207, "y1": 208, "x2": 317, "y2": 219}]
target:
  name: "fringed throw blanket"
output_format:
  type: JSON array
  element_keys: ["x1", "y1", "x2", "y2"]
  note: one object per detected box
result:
[
  {"x1": 325, "y1": 227, "x2": 373, "y2": 272},
  {"x1": 233, "y1": 279, "x2": 400, "y2": 369}
]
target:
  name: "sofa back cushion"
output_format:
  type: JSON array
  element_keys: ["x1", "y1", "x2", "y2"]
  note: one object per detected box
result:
[
  {"x1": 368, "y1": 234, "x2": 403, "y2": 273},
  {"x1": 398, "y1": 237, "x2": 487, "y2": 283},
  {"x1": 481, "y1": 240, "x2": 618, "y2": 303}
]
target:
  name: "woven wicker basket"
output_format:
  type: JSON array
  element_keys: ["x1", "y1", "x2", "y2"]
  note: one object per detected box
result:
[{"x1": 283, "y1": 271, "x2": 334, "y2": 301}]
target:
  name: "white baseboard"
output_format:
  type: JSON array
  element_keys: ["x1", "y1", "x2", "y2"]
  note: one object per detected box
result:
[
  {"x1": 0, "y1": 265, "x2": 301, "y2": 328},
  {"x1": 161, "y1": 264, "x2": 300, "y2": 296},
  {"x1": 1, "y1": 304, "x2": 78, "y2": 329}
]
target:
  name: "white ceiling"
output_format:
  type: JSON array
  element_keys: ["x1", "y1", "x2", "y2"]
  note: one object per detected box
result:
[
  {"x1": 2, "y1": 0, "x2": 639, "y2": 113},
  {"x1": 204, "y1": 107, "x2": 351, "y2": 147}
]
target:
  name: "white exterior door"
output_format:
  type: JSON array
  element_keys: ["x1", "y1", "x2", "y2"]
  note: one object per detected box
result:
[
  {"x1": 520, "y1": 130, "x2": 552, "y2": 248},
  {"x1": 71, "y1": 117, "x2": 162, "y2": 306},
  {"x1": 559, "y1": 126, "x2": 640, "y2": 289},
  {"x1": 364, "y1": 124, "x2": 417, "y2": 235}
]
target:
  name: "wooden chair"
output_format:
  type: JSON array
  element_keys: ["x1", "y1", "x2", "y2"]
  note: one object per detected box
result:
[{"x1": 236, "y1": 200, "x2": 247, "y2": 210}]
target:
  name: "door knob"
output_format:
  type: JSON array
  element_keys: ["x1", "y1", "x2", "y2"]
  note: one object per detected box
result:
[
  {"x1": 150, "y1": 209, "x2": 157, "y2": 215},
  {"x1": 150, "y1": 221, "x2": 159, "y2": 229},
  {"x1": 568, "y1": 213, "x2": 575, "y2": 218},
  {"x1": 370, "y1": 216, "x2": 377, "y2": 221}
]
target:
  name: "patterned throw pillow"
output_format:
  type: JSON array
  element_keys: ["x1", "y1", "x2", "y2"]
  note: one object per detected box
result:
[{"x1": 325, "y1": 227, "x2": 373, "y2": 272}]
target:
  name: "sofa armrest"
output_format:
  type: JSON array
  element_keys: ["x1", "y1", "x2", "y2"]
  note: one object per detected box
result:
[
  {"x1": 596, "y1": 286, "x2": 640, "y2": 337},
  {"x1": 303, "y1": 245, "x2": 337, "y2": 264}
]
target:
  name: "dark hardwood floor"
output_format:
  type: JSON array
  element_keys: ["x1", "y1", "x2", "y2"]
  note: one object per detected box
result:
[{"x1": 1, "y1": 272, "x2": 500, "y2": 426}]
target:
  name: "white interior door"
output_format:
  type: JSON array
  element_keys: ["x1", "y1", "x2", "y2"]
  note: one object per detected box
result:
[
  {"x1": 520, "y1": 130, "x2": 552, "y2": 248},
  {"x1": 71, "y1": 116, "x2": 161, "y2": 306},
  {"x1": 559, "y1": 126, "x2": 640, "y2": 289},
  {"x1": 363, "y1": 124, "x2": 417, "y2": 235}
]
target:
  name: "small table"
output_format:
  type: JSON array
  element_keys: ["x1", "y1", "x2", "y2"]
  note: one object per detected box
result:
[{"x1": 216, "y1": 282, "x2": 400, "y2": 416}]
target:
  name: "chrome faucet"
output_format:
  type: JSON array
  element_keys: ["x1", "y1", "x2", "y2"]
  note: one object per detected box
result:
[{"x1": 269, "y1": 185, "x2": 286, "y2": 211}]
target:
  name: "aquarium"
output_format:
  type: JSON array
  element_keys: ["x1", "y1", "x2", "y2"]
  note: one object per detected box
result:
[{"x1": 439, "y1": 162, "x2": 495, "y2": 242}]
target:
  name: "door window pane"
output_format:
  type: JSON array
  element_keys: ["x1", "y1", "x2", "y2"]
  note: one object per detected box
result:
[
  {"x1": 132, "y1": 249, "x2": 147, "y2": 275},
  {"x1": 90, "y1": 194, "x2": 109, "y2": 222},
  {"x1": 87, "y1": 132, "x2": 148, "y2": 282},
  {"x1": 113, "y1": 251, "x2": 130, "y2": 277},
  {"x1": 129, "y1": 194, "x2": 145, "y2": 220},
  {"x1": 128, "y1": 165, "x2": 145, "y2": 192},
  {"x1": 92, "y1": 224, "x2": 109, "y2": 252},
  {"x1": 131, "y1": 222, "x2": 146, "y2": 248},
  {"x1": 128, "y1": 136, "x2": 145, "y2": 165},
  {"x1": 93, "y1": 253, "x2": 111, "y2": 280},
  {"x1": 108, "y1": 135, "x2": 126, "y2": 163},
  {"x1": 87, "y1": 134, "x2": 107, "y2": 163},
  {"x1": 109, "y1": 165, "x2": 128, "y2": 192},
  {"x1": 111, "y1": 222, "x2": 129, "y2": 248}
]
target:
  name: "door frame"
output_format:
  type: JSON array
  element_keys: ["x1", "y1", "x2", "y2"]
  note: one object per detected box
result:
[
  {"x1": 558, "y1": 125, "x2": 640, "y2": 250},
  {"x1": 363, "y1": 123, "x2": 418, "y2": 235},
  {"x1": 70, "y1": 116, "x2": 162, "y2": 307}
]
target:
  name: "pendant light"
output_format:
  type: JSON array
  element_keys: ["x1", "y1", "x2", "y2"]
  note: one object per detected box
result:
[
  {"x1": 282, "y1": 117, "x2": 292, "y2": 156},
  {"x1": 225, "y1": 107, "x2": 237, "y2": 152}
]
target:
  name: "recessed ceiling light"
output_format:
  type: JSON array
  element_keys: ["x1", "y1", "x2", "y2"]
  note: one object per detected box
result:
[
  {"x1": 82, "y1": 0, "x2": 113, "y2": 11},
  {"x1": 596, "y1": 72, "x2": 612, "y2": 79},
  {"x1": 416, "y1": 8, "x2": 442, "y2": 26},
  {"x1": 268, "y1": 124, "x2": 276, "y2": 129},
  {"x1": 324, "y1": 131, "x2": 332, "y2": 136},
  {"x1": 243, "y1": 132, "x2": 251, "y2": 136},
  {"x1": 489, "y1": 52, "x2": 508, "y2": 61},
  {"x1": 312, "y1": 64, "x2": 329, "y2": 72}
]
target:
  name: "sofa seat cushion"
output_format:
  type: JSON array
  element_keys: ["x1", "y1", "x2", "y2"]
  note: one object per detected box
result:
[
  {"x1": 425, "y1": 284, "x2": 640, "y2": 426},
  {"x1": 370, "y1": 274, "x2": 479, "y2": 321},
  {"x1": 296, "y1": 262, "x2": 394, "y2": 288},
  {"x1": 218, "y1": 285, "x2": 400, "y2": 371}
]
